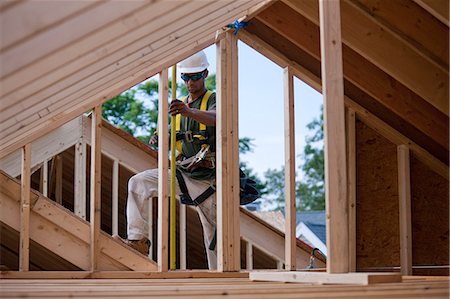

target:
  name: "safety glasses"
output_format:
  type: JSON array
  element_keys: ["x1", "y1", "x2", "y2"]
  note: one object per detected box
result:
[{"x1": 181, "y1": 71, "x2": 205, "y2": 82}]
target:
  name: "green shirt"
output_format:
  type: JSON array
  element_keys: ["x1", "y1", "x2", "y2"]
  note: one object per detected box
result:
[{"x1": 178, "y1": 91, "x2": 216, "y2": 180}]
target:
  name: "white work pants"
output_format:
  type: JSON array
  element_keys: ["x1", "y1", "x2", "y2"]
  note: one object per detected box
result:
[{"x1": 126, "y1": 168, "x2": 217, "y2": 270}]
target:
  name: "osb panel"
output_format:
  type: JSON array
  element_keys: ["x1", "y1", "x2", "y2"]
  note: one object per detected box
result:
[
  {"x1": 356, "y1": 120, "x2": 400, "y2": 269},
  {"x1": 410, "y1": 154, "x2": 449, "y2": 276}
]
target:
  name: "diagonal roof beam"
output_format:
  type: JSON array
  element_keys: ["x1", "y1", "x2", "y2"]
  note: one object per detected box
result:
[
  {"x1": 412, "y1": 0, "x2": 449, "y2": 26},
  {"x1": 282, "y1": 0, "x2": 448, "y2": 116}
]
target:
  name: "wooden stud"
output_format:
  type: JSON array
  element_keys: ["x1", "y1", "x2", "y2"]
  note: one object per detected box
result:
[
  {"x1": 90, "y1": 105, "x2": 102, "y2": 272},
  {"x1": 55, "y1": 154, "x2": 62, "y2": 205},
  {"x1": 148, "y1": 197, "x2": 154, "y2": 260},
  {"x1": 346, "y1": 108, "x2": 356, "y2": 272},
  {"x1": 157, "y1": 69, "x2": 169, "y2": 272},
  {"x1": 216, "y1": 31, "x2": 240, "y2": 272},
  {"x1": 74, "y1": 137, "x2": 87, "y2": 219},
  {"x1": 319, "y1": 0, "x2": 349, "y2": 273},
  {"x1": 19, "y1": 143, "x2": 31, "y2": 271},
  {"x1": 41, "y1": 159, "x2": 48, "y2": 197},
  {"x1": 397, "y1": 144, "x2": 412, "y2": 275},
  {"x1": 112, "y1": 159, "x2": 119, "y2": 236},
  {"x1": 283, "y1": 66, "x2": 296, "y2": 271},
  {"x1": 246, "y1": 240, "x2": 253, "y2": 270},
  {"x1": 180, "y1": 203, "x2": 187, "y2": 269}
]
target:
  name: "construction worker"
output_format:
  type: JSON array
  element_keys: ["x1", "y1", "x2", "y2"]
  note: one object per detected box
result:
[{"x1": 114, "y1": 51, "x2": 218, "y2": 270}]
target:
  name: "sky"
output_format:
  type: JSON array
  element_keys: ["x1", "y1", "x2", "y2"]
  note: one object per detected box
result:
[{"x1": 202, "y1": 42, "x2": 323, "y2": 178}]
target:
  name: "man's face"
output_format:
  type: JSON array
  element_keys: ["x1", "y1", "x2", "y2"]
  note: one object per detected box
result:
[{"x1": 181, "y1": 70, "x2": 208, "y2": 94}]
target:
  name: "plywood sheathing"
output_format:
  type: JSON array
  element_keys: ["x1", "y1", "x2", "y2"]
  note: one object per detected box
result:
[{"x1": 356, "y1": 120, "x2": 400, "y2": 270}]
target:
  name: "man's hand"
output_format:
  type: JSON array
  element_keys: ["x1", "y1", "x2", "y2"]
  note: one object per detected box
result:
[{"x1": 169, "y1": 99, "x2": 190, "y2": 116}]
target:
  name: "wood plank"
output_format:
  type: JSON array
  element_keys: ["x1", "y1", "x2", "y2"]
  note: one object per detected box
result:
[
  {"x1": 112, "y1": 159, "x2": 119, "y2": 236},
  {"x1": 397, "y1": 145, "x2": 412, "y2": 275},
  {"x1": 353, "y1": 0, "x2": 449, "y2": 67},
  {"x1": 54, "y1": 154, "x2": 62, "y2": 205},
  {"x1": 413, "y1": 0, "x2": 449, "y2": 26},
  {"x1": 41, "y1": 159, "x2": 48, "y2": 197},
  {"x1": 0, "y1": 1, "x2": 97, "y2": 51},
  {"x1": 1, "y1": 170, "x2": 157, "y2": 270},
  {"x1": 0, "y1": 1, "x2": 261, "y2": 159},
  {"x1": 74, "y1": 136, "x2": 87, "y2": 220},
  {"x1": 346, "y1": 109, "x2": 356, "y2": 272},
  {"x1": 283, "y1": 66, "x2": 296, "y2": 270},
  {"x1": 319, "y1": 0, "x2": 348, "y2": 273},
  {"x1": 0, "y1": 117, "x2": 82, "y2": 177},
  {"x1": 250, "y1": 271, "x2": 402, "y2": 285},
  {"x1": 157, "y1": 69, "x2": 169, "y2": 272},
  {"x1": 283, "y1": 0, "x2": 448, "y2": 115},
  {"x1": 0, "y1": 0, "x2": 148, "y2": 78},
  {"x1": 19, "y1": 143, "x2": 31, "y2": 271},
  {"x1": 246, "y1": 241, "x2": 253, "y2": 270},
  {"x1": 90, "y1": 106, "x2": 102, "y2": 271},
  {"x1": 180, "y1": 204, "x2": 186, "y2": 269},
  {"x1": 216, "y1": 31, "x2": 240, "y2": 272}
]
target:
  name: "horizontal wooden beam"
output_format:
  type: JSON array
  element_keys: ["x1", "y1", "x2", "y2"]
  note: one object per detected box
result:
[{"x1": 250, "y1": 271, "x2": 402, "y2": 285}]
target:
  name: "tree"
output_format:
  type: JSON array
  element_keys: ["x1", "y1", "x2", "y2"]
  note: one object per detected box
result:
[{"x1": 296, "y1": 107, "x2": 324, "y2": 210}]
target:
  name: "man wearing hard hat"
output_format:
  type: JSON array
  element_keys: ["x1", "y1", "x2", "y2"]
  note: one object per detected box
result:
[{"x1": 115, "y1": 51, "x2": 218, "y2": 270}]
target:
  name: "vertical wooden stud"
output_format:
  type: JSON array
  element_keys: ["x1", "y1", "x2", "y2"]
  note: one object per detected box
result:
[
  {"x1": 398, "y1": 144, "x2": 412, "y2": 275},
  {"x1": 112, "y1": 159, "x2": 119, "y2": 236},
  {"x1": 319, "y1": 0, "x2": 349, "y2": 273},
  {"x1": 284, "y1": 66, "x2": 296, "y2": 270},
  {"x1": 55, "y1": 155, "x2": 62, "y2": 205},
  {"x1": 41, "y1": 159, "x2": 48, "y2": 197},
  {"x1": 346, "y1": 108, "x2": 356, "y2": 272},
  {"x1": 157, "y1": 69, "x2": 169, "y2": 272},
  {"x1": 74, "y1": 137, "x2": 87, "y2": 220},
  {"x1": 19, "y1": 143, "x2": 31, "y2": 271},
  {"x1": 246, "y1": 240, "x2": 253, "y2": 270},
  {"x1": 216, "y1": 31, "x2": 241, "y2": 272},
  {"x1": 90, "y1": 105, "x2": 102, "y2": 271},
  {"x1": 148, "y1": 197, "x2": 154, "y2": 260},
  {"x1": 180, "y1": 204, "x2": 187, "y2": 269}
]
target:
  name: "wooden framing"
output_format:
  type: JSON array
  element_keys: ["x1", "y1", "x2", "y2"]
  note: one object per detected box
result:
[
  {"x1": 90, "y1": 105, "x2": 102, "y2": 271},
  {"x1": 74, "y1": 137, "x2": 87, "y2": 219},
  {"x1": 40, "y1": 159, "x2": 48, "y2": 197},
  {"x1": 413, "y1": 0, "x2": 449, "y2": 26},
  {"x1": 157, "y1": 69, "x2": 169, "y2": 272},
  {"x1": 283, "y1": 66, "x2": 296, "y2": 270},
  {"x1": 397, "y1": 145, "x2": 412, "y2": 275},
  {"x1": 112, "y1": 159, "x2": 119, "y2": 236},
  {"x1": 19, "y1": 143, "x2": 31, "y2": 271},
  {"x1": 55, "y1": 154, "x2": 62, "y2": 205},
  {"x1": 246, "y1": 240, "x2": 253, "y2": 270},
  {"x1": 0, "y1": 0, "x2": 263, "y2": 160},
  {"x1": 180, "y1": 204, "x2": 187, "y2": 269},
  {"x1": 346, "y1": 108, "x2": 356, "y2": 272},
  {"x1": 250, "y1": 271, "x2": 402, "y2": 285},
  {"x1": 216, "y1": 31, "x2": 240, "y2": 272},
  {"x1": 319, "y1": 0, "x2": 348, "y2": 273},
  {"x1": 283, "y1": 0, "x2": 448, "y2": 116}
]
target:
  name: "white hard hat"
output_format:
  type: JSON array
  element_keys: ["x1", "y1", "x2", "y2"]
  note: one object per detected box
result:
[{"x1": 178, "y1": 51, "x2": 209, "y2": 73}]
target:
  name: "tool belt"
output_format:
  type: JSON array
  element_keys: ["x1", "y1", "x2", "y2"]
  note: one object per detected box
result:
[{"x1": 176, "y1": 144, "x2": 215, "y2": 173}]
